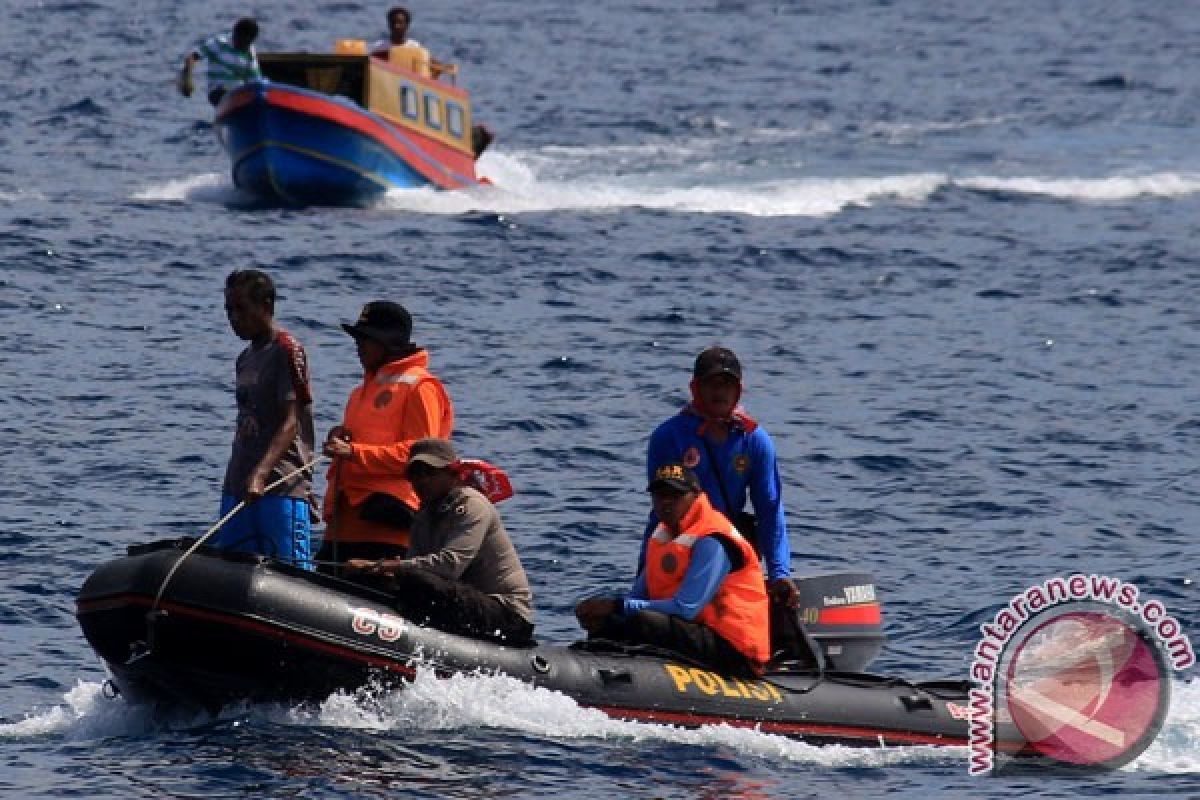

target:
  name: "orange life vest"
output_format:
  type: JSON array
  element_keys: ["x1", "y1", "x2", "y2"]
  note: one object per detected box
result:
[
  {"x1": 644, "y1": 492, "x2": 771, "y2": 668},
  {"x1": 324, "y1": 350, "x2": 452, "y2": 544}
]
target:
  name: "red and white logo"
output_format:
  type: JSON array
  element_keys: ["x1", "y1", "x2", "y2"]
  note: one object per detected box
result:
[{"x1": 1002, "y1": 608, "x2": 1170, "y2": 769}]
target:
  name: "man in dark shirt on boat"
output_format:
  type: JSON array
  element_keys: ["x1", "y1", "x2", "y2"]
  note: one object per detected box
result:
[
  {"x1": 178, "y1": 17, "x2": 262, "y2": 106},
  {"x1": 216, "y1": 269, "x2": 316, "y2": 570},
  {"x1": 345, "y1": 438, "x2": 534, "y2": 644},
  {"x1": 575, "y1": 464, "x2": 771, "y2": 676}
]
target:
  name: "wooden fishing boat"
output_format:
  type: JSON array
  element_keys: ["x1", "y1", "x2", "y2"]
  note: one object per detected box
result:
[{"x1": 214, "y1": 42, "x2": 490, "y2": 206}]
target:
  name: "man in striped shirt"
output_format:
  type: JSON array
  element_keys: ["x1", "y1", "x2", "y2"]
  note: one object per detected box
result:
[{"x1": 178, "y1": 17, "x2": 262, "y2": 107}]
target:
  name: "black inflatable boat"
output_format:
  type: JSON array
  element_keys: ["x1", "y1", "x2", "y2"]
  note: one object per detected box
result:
[{"x1": 76, "y1": 539, "x2": 1008, "y2": 749}]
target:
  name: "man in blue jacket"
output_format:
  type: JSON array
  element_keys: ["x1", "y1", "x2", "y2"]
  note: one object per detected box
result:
[{"x1": 645, "y1": 346, "x2": 798, "y2": 607}]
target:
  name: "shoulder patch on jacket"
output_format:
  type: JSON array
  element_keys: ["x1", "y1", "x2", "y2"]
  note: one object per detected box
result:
[{"x1": 437, "y1": 495, "x2": 469, "y2": 516}]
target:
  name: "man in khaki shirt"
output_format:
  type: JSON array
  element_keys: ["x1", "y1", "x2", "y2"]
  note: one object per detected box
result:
[{"x1": 346, "y1": 438, "x2": 534, "y2": 644}]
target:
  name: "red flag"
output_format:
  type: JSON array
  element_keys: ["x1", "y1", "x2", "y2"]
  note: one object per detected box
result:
[{"x1": 452, "y1": 459, "x2": 514, "y2": 503}]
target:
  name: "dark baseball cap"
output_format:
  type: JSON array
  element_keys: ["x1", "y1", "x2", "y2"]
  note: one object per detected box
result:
[
  {"x1": 407, "y1": 437, "x2": 459, "y2": 472},
  {"x1": 342, "y1": 301, "x2": 412, "y2": 350},
  {"x1": 693, "y1": 346, "x2": 742, "y2": 382},
  {"x1": 647, "y1": 463, "x2": 702, "y2": 495}
]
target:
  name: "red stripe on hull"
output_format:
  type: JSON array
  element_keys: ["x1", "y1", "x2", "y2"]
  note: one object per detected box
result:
[
  {"x1": 591, "y1": 705, "x2": 967, "y2": 747},
  {"x1": 262, "y1": 88, "x2": 475, "y2": 188}
]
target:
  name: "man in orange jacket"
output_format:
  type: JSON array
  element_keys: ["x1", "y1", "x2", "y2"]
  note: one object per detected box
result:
[
  {"x1": 575, "y1": 464, "x2": 771, "y2": 676},
  {"x1": 318, "y1": 301, "x2": 453, "y2": 571}
]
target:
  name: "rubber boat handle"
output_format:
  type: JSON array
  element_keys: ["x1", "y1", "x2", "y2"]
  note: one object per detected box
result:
[
  {"x1": 597, "y1": 668, "x2": 634, "y2": 685},
  {"x1": 899, "y1": 693, "x2": 934, "y2": 712}
]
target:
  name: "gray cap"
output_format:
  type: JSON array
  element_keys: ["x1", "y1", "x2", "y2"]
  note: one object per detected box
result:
[{"x1": 407, "y1": 437, "x2": 459, "y2": 471}]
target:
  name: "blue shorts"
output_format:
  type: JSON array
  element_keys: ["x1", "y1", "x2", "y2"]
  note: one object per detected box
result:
[{"x1": 214, "y1": 494, "x2": 314, "y2": 571}]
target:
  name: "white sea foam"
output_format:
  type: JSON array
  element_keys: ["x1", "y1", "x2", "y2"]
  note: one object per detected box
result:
[
  {"x1": 1, "y1": 681, "x2": 150, "y2": 740},
  {"x1": 376, "y1": 138, "x2": 1200, "y2": 216},
  {"x1": 1128, "y1": 676, "x2": 1200, "y2": 774},
  {"x1": 958, "y1": 172, "x2": 1200, "y2": 201},
  {"x1": 0, "y1": 188, "x2": 46, "y2": 205},
  {"x1": 378, "y1": 152, "x2": 944, "y2": 218},
  {"x1": 0, "y1": 681, "x2": 219, "y2": 740},
  {"x1": 5, "y1": 673, "x2": 1197, "y2": 772},
  {"x1": 131, "y1": 172, "x2": 239, "y2": 203},
  {"x1": 263, "y1": 667, "x2": 957, "y2": 767}
]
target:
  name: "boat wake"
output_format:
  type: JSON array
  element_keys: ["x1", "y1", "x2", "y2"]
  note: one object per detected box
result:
[
  {"x1": 377, "y1": 146, "x2": 1200, "y2": 216},
  {"x1": 134, "y1": 135, "x2": 1200, "y2": 216},
  {"x1": 956, "y1": 173, "x2": 1200, "y2": 201},
  {"x1": 4, "y1": 672, "x2": 1198, "y2": 772},
  {"x1": 379, "y1": 152, "x2": 944, "y2": 217}
]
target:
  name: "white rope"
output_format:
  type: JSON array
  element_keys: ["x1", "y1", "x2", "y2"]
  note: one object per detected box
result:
[{"x1": 151, "y1": 454, "x2": 327, "y2": 610}]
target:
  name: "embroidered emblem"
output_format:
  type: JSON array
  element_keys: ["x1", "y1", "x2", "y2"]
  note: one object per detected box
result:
[
  {"x1": 655, "y1": 464, "x2": 686, "y2": 482},
  {"x1": 660, "y1": 553, "x2": 678, "y2": 575},
  {"x1": 682, "y1": 446, "x2": 700, "y2": 468},
  {"x1": 374, "y1": 389, "x2": 392, "y2": 409},
  {"x1": 733, "y1": 454, "x2": 750, "y2": 474}
]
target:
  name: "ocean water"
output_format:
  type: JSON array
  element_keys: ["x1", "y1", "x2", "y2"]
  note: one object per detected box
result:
[{"x1": 1, "y1": 0, "x2": 1198, "y2": 797}]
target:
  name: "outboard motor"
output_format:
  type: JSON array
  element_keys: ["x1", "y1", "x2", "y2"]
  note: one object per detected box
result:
[
  {"x1": 770, "y1": 572, "x2": 885, "y2": 672},
  {"x1": 794, "y1": 572, "x2": 884, "y2": 671}
]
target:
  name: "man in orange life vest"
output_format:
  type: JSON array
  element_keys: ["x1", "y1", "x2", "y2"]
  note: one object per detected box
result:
[
  {"x1": 574, "y1": 464, "x2": 771, "y2": 676},
  {"x1": 318, "y1": 301, "x2": 453, "y2": 569}
]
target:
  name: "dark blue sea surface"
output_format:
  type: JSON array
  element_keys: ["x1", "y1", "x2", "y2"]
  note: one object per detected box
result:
[{"x1": 1, "y1": 0, "x2": 1197, "y2": 796}]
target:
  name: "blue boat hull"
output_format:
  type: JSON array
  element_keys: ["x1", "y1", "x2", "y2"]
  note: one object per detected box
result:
[{"x1": 215, "y1": 82, "x2": 468, "y2": 206}]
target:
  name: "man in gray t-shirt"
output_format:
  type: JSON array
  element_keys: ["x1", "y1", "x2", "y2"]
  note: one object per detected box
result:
[
  {"x1": 214, "y1": 269, "x2": 316, "y2": 569},
  {"x1": 346, "y1": 437, "x2": 534, "y2": 644}
]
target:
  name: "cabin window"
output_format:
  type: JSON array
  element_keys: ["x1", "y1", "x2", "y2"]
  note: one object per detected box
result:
[
  {"x1": 400, "y1": 83, "x2": 419, "y2": 119},
  {"x1": 446, "y1": 102, "x2": 465, "y2": 138},
  {"x1": 424, "y1": 93, "x2": 443, "y2": 130}
]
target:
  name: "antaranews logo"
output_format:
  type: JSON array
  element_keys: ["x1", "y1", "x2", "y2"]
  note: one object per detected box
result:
[{"x1": 967, "y1": 574, "x2": 1193, "y2": 775}]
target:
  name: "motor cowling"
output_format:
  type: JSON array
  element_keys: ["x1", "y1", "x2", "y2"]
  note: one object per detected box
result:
[{"x1": 771, "y1": 572, "x2": 885, "y2": 672}]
